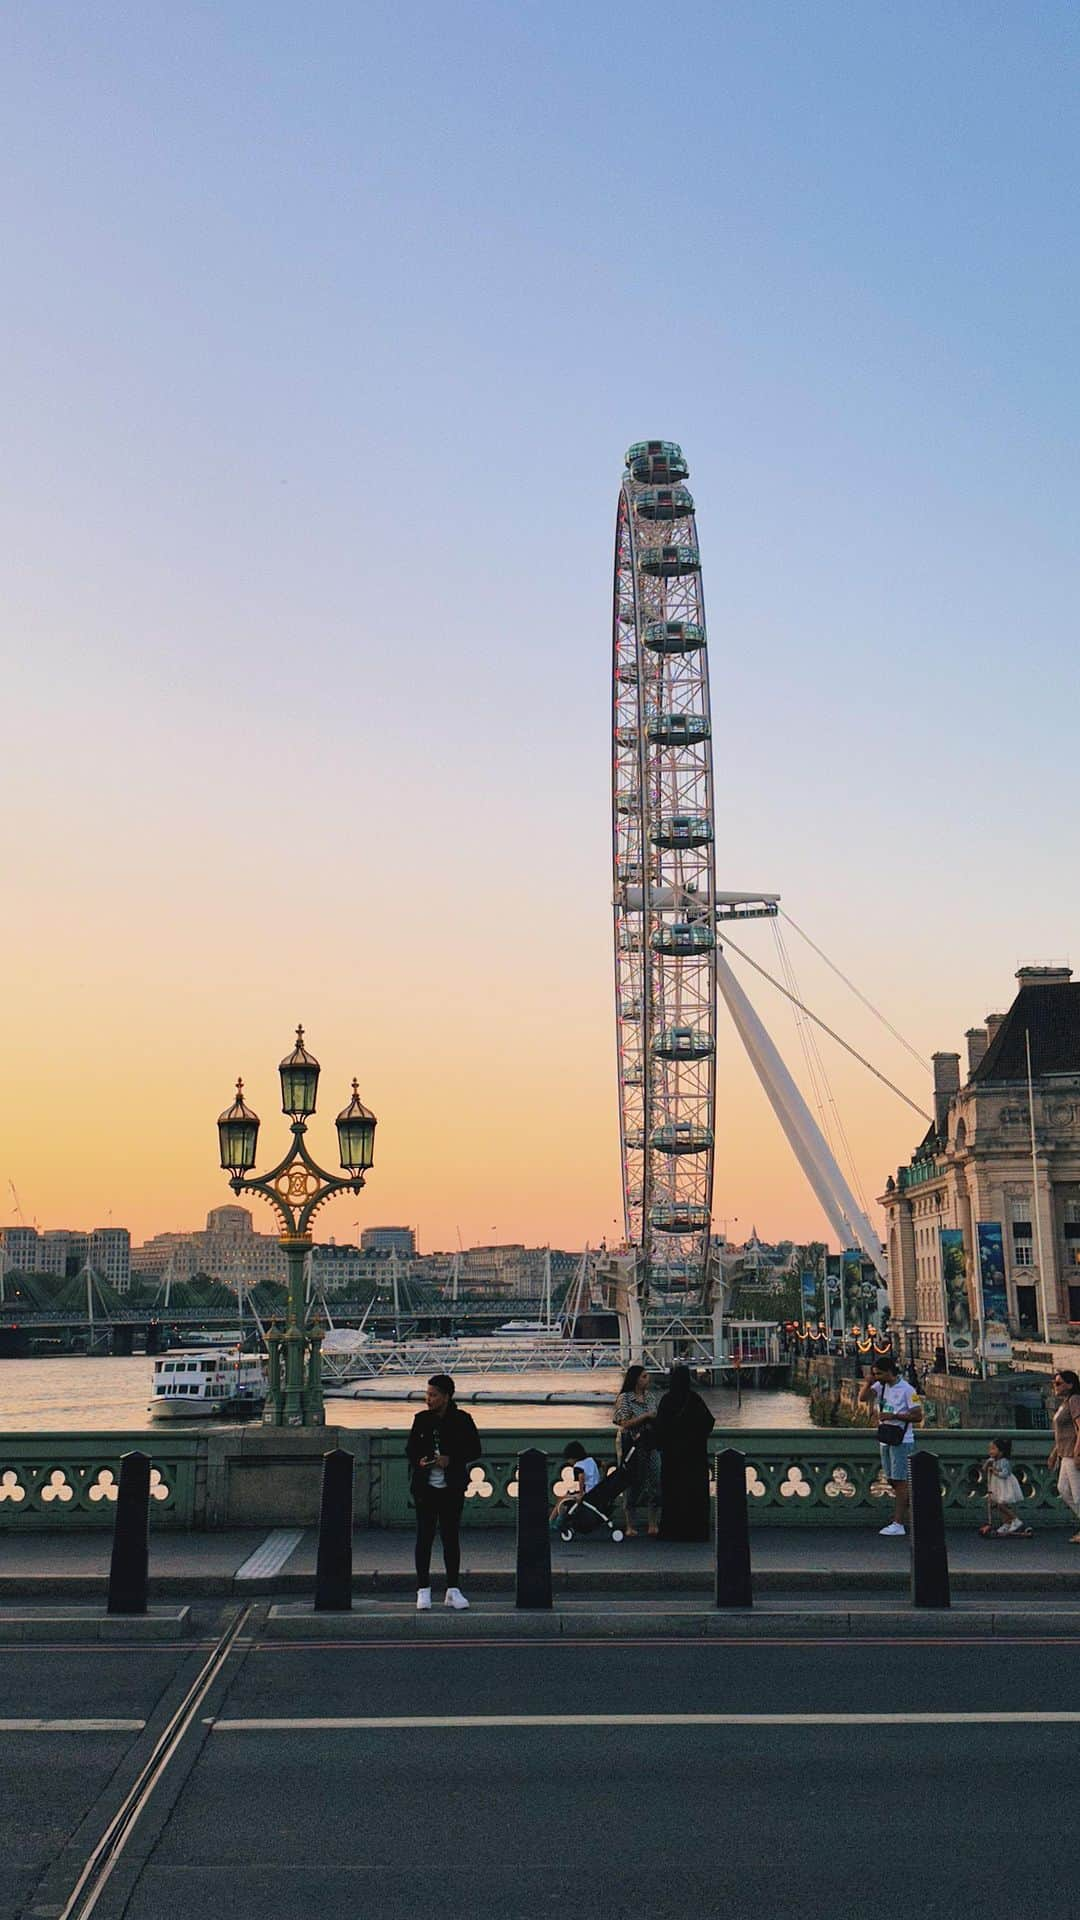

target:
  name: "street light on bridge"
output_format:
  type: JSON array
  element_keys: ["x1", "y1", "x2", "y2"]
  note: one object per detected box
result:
[{"x1": 216, "y1": 1027, "x2": 377, "y2": 1426}]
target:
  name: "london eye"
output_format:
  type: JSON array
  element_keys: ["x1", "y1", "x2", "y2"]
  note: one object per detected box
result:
[{"x1": 612, "y1": 441, "x2": 717, "y2": 1298}]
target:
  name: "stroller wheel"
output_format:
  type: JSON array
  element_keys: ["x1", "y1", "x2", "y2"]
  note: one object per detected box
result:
[
  {"x1": 611, "y1": 1528, "x2": 624, "y2": 1543},
  {"x1": 560, "y1": 1528, "x2": 574, "y2": 1542}
]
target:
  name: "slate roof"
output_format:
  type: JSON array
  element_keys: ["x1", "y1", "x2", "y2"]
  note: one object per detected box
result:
[{"x1": 971, "y1": 981, "x2": 1080, "y2": 1083}]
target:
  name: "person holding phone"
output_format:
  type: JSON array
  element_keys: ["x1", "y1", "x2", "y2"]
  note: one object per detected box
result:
[{"x1": 406, "y1": 1374, "x2": 482, "y2": 1610}]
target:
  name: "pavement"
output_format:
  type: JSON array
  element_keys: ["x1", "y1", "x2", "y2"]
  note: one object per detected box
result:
[
  {"x1": 4, "y1": 1521, "x2": 1080, "y2": 1597},
  {"x1": 5, "y1": 1618, "x2": 1080, "y2": 1918}
]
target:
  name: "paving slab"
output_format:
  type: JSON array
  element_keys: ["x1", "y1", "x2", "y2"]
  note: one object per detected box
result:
[{"x1": 1, "y1": 1525, "x2": 1078, "y2": 1599}]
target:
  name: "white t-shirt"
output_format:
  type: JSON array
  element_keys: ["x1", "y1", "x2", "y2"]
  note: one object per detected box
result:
[
  {"x1": 872, "y1": 1378, "x2": 920, "y2": 1445},
  {"x1": 575, "y1": 1456, "x2": 601, "y2": 1493}
]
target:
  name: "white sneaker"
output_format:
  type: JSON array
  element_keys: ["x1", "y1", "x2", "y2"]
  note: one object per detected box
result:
[
  {"x1": 416, "y1": 1587, "x2": 432, "y2": 1611},
  {"x1": 879, "y1": 1521, "x2": 907, "y2": 1537},
  {"x1": 444, "y1": 1587, "x2": 469, "y2": 1610}
]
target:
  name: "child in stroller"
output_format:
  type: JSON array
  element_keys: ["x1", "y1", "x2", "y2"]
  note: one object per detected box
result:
[{"x1": 550, "y1": 1439, "x2": 637, "y2": 1543}]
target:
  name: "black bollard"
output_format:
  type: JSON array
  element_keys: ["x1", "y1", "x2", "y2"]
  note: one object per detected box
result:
[
  {"x1": 909, "y1": 1449, "x2": 950, "y2": 1609},
  {"x1": 714, "y1": 1447, "x2": 753, "y2": 1609},
  {"x1": 314, "y1": 1448, "x2": 355, "y2": 1612},
  {"x1": 107, "y1": 1450, "x2": 151, "y2": 1616},
  {"x1": 516, "y1": 1447, "x2": 553, "y2": 1610}
]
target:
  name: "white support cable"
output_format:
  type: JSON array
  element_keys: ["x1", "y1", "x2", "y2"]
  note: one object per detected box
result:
[
  {"x1": 773, "y1": 920, "x2": 872, "y2": 1221},
  {"x1": 779, "y1": 910, "x2": 930, "y2": 1071},
  {"x1": 720, "y1": 932, "x2": 933, "y2": 1124}
]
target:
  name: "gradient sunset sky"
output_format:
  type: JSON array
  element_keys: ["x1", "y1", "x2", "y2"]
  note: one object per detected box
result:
[{"x1": 4, "y1": 3, "x2": 1078, "y2": 1254}]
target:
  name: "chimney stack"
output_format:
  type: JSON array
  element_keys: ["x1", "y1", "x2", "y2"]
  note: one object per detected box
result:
[
  {"x1": 965, "y1": 1027, "x2": 988, "y2": 1075},
  {"x1": 984, "y1": 1012, "x2": 1006, "y2": 1047},
  {"x1": 1016, "y1": 965, "x2": 1072, "y2": 988},
  {"x1": 932, "y1": 1051, "x2": 961, "y2": 1137}
]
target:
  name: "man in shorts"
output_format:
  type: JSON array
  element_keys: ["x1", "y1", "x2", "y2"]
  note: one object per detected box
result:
[{"x1": 858, "y1": 1354, "x2": 922, "y2": 1536}]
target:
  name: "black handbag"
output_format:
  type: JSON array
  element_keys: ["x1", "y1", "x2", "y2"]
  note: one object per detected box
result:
[{"x1": 875, "y1": 1382, "x2": 907, "y2": 1448}]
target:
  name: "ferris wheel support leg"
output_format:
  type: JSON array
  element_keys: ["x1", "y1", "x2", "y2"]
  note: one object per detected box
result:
[{"x1": 621, "y1": 1282, "x2": 644, "y2": 1367}]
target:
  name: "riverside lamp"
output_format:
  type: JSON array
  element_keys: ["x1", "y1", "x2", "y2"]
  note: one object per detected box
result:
[{"x1": 216, "y1": 1027, "x2": 377, "y2": 1426}]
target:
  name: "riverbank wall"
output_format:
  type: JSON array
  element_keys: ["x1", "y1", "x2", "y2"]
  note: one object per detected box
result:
[{"x1": 789, "y1": 1354, "x2": 1053, "y2": 1431}]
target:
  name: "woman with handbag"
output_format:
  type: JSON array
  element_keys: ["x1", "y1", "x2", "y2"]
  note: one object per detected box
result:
[{"x1": 858, "y1": 1354, "x2": 922, "y2": 1537}]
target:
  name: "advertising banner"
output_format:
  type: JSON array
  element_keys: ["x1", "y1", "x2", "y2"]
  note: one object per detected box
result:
[
  {"x1": 940, "y1": 1227, "x2": 974, "y2": 1358},
  {"x1": 977, "y1": 1221, "x2": 1012, "y2": 1361},
  {"x1": 842, "y1": 1249, "x2": 862, "y2": 1333},
  {"x1": 825, "y1": 1254, "x2": 841, "y2": 1334},
  {"x1": 800, "y1": 1271, "x2": 817, "y2": 1321}
]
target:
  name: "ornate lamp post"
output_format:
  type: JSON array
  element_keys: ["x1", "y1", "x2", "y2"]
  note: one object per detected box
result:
[{"x1": 216, "y1": 1028, "x2": 376, "y2": 1426}]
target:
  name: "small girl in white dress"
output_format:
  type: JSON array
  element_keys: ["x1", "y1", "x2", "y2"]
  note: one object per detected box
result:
[{"x1": 983, "y1": 1436, "x2": 1026, "y2": 1536}]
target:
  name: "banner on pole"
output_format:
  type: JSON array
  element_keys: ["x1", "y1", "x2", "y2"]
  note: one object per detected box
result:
[
  {"x1": 842, "y1": 1249, "x2": 862, "y2": 1332},
  {"x1": 940, "y1": 1227, "x2": 974, "y2": 1357},
  {"x1": 800, "y1": 1271, "x2": 817, "y2": 1321},
  {"x1": 977, "y1": 1221, "x2": 1012, "y2": 1360},
  {"x1": 825, "y1": 1254, "x2": 840, "y2": 1325}
]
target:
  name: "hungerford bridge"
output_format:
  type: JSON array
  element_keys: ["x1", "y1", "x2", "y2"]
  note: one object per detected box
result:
[{"x1": 2, "y1": 442, "x2": 927, "y2": 1374}]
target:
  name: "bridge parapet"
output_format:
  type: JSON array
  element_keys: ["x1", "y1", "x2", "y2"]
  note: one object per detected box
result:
[
  {"x1": 0, "y1": 1431, "x2": 201, "y2": 1527},
  {"x1": 0, "y1": 1426, "x2": 1067, "y2": 1531}
]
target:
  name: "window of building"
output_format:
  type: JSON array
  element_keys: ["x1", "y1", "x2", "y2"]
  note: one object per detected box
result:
[{"x1": 1014, "y1": 1244, "x2": 1034, "y2": 1267}]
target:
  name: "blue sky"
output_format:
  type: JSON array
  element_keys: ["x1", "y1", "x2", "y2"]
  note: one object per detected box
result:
[{"x1": 4, "y1": 2, "x2": 1079, "y2": 1245}]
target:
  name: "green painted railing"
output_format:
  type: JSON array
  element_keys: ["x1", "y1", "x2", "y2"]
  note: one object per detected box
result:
[
  {"x1": 0, "y1": 1426, "x2": 1067, "y2": 1531},
  {"x1": 0, "y1": 1431, "x2": 201, "y2": 1528},
  {"x1": 370, "y1": 1428, "x2": 1068, "y2": 1529}
]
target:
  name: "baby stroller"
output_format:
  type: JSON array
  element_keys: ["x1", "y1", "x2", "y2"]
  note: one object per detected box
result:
[{"x1": 557, "y1": 1443, "x2": 641, "y2": 1544}]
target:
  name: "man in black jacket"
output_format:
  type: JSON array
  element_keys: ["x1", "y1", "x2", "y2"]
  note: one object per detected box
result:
[{"x1": 405, "y1": 1374, "x2": 482, "y2": 1610}]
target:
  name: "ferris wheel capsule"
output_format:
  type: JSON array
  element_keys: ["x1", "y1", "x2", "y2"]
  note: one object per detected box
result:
[{"x1": 612, "y1": 442, "x2": 717, "y2": 1299}]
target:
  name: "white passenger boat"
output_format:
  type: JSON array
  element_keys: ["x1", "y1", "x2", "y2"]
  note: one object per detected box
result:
[{"x1": 148, "y1": 1347, "x2": 267, "y2": 1420}]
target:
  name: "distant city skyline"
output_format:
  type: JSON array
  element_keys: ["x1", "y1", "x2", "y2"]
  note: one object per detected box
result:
[{"x1": 5, "y1": 5, "x2": 1078, "y2": 1254}]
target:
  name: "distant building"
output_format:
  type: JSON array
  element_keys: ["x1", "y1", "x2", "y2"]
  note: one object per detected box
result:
[
  {"x1": 881, "y1": 966, "x2": 1080, "y2": 1345},
  {"x1": 0, "y1": 1227, "x2": 46, "y2": 1275},
  {"x1": 88, "y1": 1229, "x2": 131, "y2": 1292},
  {"x1": 131, "y1": 1208, "x2": 286, "y2": 1292},
  {"x1": 0, "y1": 1224, "x2": 130, "y2": 1292},
  {"x1": 311, "y1": 1243, "x2": 392, "y2": 1294},
  {"x1": 360, "y1": 1226, "x2": 417, "y2": 1255}
]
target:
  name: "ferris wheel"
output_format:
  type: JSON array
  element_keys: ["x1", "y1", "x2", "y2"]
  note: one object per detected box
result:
[{"x1": 612, "y1": 440, "x2": 717, "y2": 1297}]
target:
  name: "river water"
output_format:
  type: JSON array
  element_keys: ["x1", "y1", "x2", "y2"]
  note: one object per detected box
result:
[{"x1": 0, "y1": 1356, "x2": 815, "y2": 1432}]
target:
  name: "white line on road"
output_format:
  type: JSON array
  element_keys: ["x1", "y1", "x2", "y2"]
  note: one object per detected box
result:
[
  {"x1": 212, "y1": 1712, "x2": 1080, "y2": 1731},
  {"x1": 0, "y1": 1719, "x2": 146, "y2": 1732},
  {"x1": 234, "y1": 1528, "x2": 304, "y2": 1581}
]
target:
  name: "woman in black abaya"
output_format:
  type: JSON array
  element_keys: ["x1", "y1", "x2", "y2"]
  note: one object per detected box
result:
[{"x1": 656, "y1": 1363, "x2": 715, "y2": 1541}]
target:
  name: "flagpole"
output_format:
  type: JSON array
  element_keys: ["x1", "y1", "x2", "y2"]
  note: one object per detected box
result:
[{"x1": 1026, "y1": 1027, "x2": 1053, "y2": 1342}]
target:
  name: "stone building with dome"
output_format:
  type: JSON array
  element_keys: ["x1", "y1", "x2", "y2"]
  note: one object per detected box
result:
[{"x1": 880, "y1": 966, "x2": 1080, "y2": 1348}]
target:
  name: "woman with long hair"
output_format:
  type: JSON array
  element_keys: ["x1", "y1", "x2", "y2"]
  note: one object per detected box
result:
[
  {"x1": 1049, "y1": 1368, "x2": 1080, "y2": 1542},
  {"x1": 613, "y1": 1363, "x2": 661, "y2": 1537}
]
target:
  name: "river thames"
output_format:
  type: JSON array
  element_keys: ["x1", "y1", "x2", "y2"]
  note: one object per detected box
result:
[{"x1": 0, "y1": 1355, "x2": 815, "y2": 1431}]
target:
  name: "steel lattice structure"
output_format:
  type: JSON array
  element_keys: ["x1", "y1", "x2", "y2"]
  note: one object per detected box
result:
[{"x1": 612, "y1": 440, "x2": 717, "y2": 1299}]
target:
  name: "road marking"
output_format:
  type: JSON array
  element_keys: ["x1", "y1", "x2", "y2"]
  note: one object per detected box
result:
[
  {"x1": 235, "y1": 1529, "x2": 304, "y2": 1581},
  {"x1": 212, "y1": 1711, "x2": 1080, "y2": 1731},
  {"x1": 0, "y1": 1719, "x2": 146, "y2": 1732}
]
